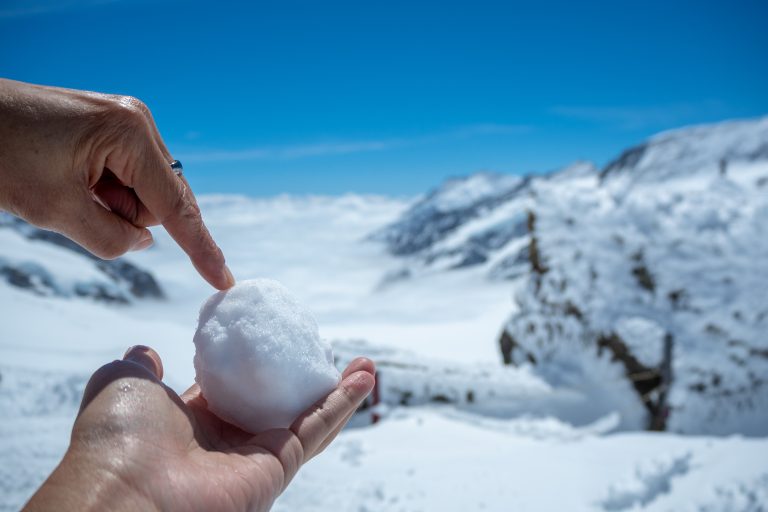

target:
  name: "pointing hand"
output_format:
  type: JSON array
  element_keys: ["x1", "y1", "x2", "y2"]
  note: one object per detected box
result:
[{"x1": 0, "y1": 78, "x2": 234, "y2": 289}]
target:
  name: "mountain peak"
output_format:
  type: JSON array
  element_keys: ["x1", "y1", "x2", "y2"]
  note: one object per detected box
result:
[
  {"x1": 426, "y1": 172, "x2": 525, "y2": 212},
  {"x1": 601, "y1": 115, "x2": 768, "y2": 182}
]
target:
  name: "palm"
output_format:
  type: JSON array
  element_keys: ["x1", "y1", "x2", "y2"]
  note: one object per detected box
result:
[{"x1": 138, "y1": 386, "x2": 289, "y2": 512}]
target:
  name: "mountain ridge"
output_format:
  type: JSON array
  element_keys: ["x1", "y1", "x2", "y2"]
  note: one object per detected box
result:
[{"x1": 371, "y1": 114, "x2": 768, "y2": 434}]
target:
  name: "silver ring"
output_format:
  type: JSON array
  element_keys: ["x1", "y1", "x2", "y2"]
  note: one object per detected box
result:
[{"x1": 170, "y1": 160, "x2": 183, "y2": 176}]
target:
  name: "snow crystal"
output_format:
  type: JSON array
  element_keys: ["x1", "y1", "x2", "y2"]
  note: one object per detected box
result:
[{"x1": 193, "y1": 278, "x2": 340, "y2": 433}]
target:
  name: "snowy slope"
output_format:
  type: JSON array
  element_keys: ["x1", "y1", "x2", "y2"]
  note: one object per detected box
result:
[
  {"x1": 499, "y1": 121, "x2": 768, "y2": 435},
  {"x1": 504, "y1": 161, "x2": 768, "y2": 434},
  {"x1": 274, "y1": 408, "x2": 768, "y2": 512}
]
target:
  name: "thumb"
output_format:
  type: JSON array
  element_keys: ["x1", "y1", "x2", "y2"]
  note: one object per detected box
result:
[
  {"x1": 72, "y1": 345, "x2": 174, "y2": 452},
  {"x1": 78, "y1": 346, "x2": 164, "y2": 415}
]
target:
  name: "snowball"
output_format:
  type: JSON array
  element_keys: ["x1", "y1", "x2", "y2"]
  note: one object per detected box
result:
[{"x1": 193, "y1": 278, "x2": 340, "y2": 433}]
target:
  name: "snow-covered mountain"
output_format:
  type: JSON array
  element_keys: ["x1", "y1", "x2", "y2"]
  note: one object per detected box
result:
[
  {"x1": 600, "y1": 116, "x2": 768, "y2": 183},
  {"x1": 0, "y1": 214, "x2": 163, "y2": 303},
  {"x1": 372, "y1": 162, "x2": 597, "y2": 283},
  {"x1": 376, "y1": 117, "x2": 768, "y2": 280},
  {"x1": 375, "y1": 115, "x2": 768, "y2": 435},
  {"x1": 372, "y1": 172, "x2": 530, "y2": 256}
]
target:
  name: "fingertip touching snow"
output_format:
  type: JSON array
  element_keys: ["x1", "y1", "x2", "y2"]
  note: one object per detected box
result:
[{"x1": 193, "y1": 278, "x2": 341, "y2": 433}]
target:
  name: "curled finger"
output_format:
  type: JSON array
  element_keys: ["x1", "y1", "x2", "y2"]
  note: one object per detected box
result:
[{"x1": 290, "y1": 369, "x2": 375, "y2": 461}]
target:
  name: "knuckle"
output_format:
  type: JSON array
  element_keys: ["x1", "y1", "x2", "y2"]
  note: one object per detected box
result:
[
  {"x1": 276, "y1": 435, "x2": 304, "y2": 476},
  {"x1": 312, "y1": 401, "x2": 338, "y2": 433},
  {"x1": 176, "y1": 198, "x2": 216, "y2": 251},
  {"x1": 168, "y1": 194, "x2": 201, "y2": 233},
  {"x1": 111, "y1": 95, "x2": 151, "y2": 125},
  {"x1": 202, "y1": 236, "x2": 225, "y2": 267},
  {"x1": 179, "y1": 197, "x2": 202, "y2": 223},
  {"x1": 338, "y1": 382, "x2": 358, "y2": 407}
]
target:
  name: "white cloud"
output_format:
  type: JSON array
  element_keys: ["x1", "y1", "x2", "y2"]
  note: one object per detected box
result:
[
  {"x1": 182, "y1": 124, "x2": 531, "y2": 164},
  {"x1": 549, "y1": 102, "x2": 728, "y2": 130},
  {"x1": 183, "y1": 140, "x2": 395, "y2": 163}
]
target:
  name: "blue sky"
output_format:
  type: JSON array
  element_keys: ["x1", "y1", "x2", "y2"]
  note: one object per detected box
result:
[{"x1": 2, "y1": 0, "x2": 767, "y2": 196}]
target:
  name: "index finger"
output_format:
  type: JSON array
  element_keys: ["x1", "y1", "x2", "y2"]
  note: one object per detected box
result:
[{"x1": 132, "y1": 143, "x2": 235, "y2": 290}]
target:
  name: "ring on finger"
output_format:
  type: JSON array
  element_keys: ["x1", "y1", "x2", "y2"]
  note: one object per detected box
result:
[{"x1": 170, "y1": 160, "x2": 183, "y2": 177}]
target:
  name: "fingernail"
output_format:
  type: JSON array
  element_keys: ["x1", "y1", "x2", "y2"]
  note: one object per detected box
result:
[
  {"x1": 359, "y1": 358, "x2": 377, "y2": 375},
  {"x1": 123, "y1": 345, "x2": 163, "y2": 379},
  {"x1": 131, "y1": 233, "x2": 154, "y2": 252},
  {"x1": 123, "y1": 345, "x2": 149, "y2": 359},
  {"x1": 222, "y1": 265, "x2": 236, "y2": 288}
]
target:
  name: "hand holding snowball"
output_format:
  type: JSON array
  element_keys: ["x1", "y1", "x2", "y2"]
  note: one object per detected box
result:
[{"x1": 24, "y1": 346, "x2": 375, "y2": 512}]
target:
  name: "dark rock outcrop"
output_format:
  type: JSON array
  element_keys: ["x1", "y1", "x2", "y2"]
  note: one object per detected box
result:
[{"x1": 0, "y1": 213, "x2": 163, "y2": 303}]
